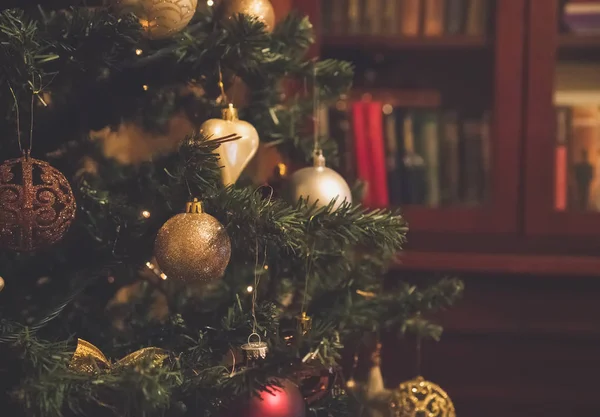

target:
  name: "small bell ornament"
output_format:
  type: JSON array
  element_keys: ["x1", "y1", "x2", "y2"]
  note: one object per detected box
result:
[
  {"x1": 287, "y1": 150, "x2": 352, "y2": 210},
  {"x1": 200, "y1": 104, "x2": 259, "y2": 186}
]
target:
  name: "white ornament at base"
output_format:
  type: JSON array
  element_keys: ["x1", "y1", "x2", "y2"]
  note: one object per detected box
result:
[
  {"x1": 112, "y1": 0, "x2": 198, "y2": 40},
  {"x1": 199, "y1": 104, "x2": 260, "y2": 186},
  {"x1": 287, "y1": 151, "x2": 352, "y2": 210}
]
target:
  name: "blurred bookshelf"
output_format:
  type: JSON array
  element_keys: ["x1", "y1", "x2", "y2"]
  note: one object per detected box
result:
[{"x1": 292, "y1": 0, "x2": 600, "y2": 269}]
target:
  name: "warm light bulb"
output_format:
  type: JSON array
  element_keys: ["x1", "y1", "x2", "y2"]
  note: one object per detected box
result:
[
  {"x1": 263, "y1": 264, "x2": 269, "y2": 270},
  {"x1": 141, "y1": 210, "x2": 151, "y2": 219},
  {"x1": 146, "y1": 261, "x2": 155, "y2": 269},
  {"x1": 246, "y1": 285, "x2": 254, "y2": 293},
  {"x1": 346, "y1": 379, "x2": 356, "y2": 388},
  {"x1": 160, "y1": 273, "x2": 167, "y2": 280},
  {"x1": 135, "y1": 48, "x2": 143, "y2": 56},
  {"x1": 142, "y1": 85, "x2": 149, "y2": 91},
  {"x1": 207, "y1": 0, "x2": 214, "y2": 5}
]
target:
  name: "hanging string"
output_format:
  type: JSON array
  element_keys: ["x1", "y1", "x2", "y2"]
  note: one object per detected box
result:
[
  {"x1": 7, "y1": 82, "x2": 22, "y2": 153},
  {"x1": 416, "y1": 334, "x2": 422, "y2": 376},
  {"x1": 250, "y1": 185, "x2": 273, "y2": 333},
  {"x1": 312, "y1": 64, "x2": 320, "y2": 154},
  {"x1": 217, "y1": 61, "x2": 228, "y2": 104}
]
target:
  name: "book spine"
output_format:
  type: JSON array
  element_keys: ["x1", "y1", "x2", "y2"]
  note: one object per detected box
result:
[
  {"x1": 465, "y1": 0, "x2": 489, "y2": 36},
  {"x1": 385, "y1": 109, "x2": 401, "y2": 205},
  {"x1": 419, "y1": 112, "x2": 441, "y2": 206},
  {"x1": 331, "y1": 0, "x2": 348, "y2": 35},
  {"x1": 440, "y1": 111, "x2": 460, "y2": 205},
  {"x1": 555, "y1": 107, "x2": 570, "y2": 211},
  {"x1": 366, "y1": 102, "x2": 390, "y2": 207},
  {"x1": 480, "y1": 111, "x2": 492, "y2": 202},
  {"x1": 352, "y1": 101, "x2": 372, "y2": 206},
  {"x1": 348, "y1": 0, "x2": 362, "y2": 34},
  {"x1": 462, "y1": 118, "x2": 484, "y2": 205},
  {"x1": 424, "y1": 0, "x2": 446, "y2": 36},
  {"x1": 365, "y1": 0, "x2": 383, "y2": 35},
  {"x1": 445, "y1": 0, "x2": 465, "y2": 34},
  {"x1": 401, "y1": 113, "x2": 427, "y2": 204},
  {"x1": 399, "y1": 0, "x2": 423, "y2": 36},
  {"x1": 569, "y1": 106, "x2": 599, "y2": 211},
  {"x1": 383, "y1": 0, "x2": 399, "y2": 35}
]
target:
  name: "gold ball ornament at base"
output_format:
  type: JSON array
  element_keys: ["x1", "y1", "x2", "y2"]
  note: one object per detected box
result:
[
  {"x1": 0, "y1": 276, "x2": 4, "y2": 292},
  {"x1": 390, "y1": 376, "x2": 456, "y2": 417},
  {"x1": 0, "y1": 152, "x2": 76, "y2": 252},
  {"x1": 199, "y1": 104, "x2": 260, "y2": 186},
  {"x1": 112, "y1": 0, "x2": 198, "y2": 40},
  {"x1": 154, "y1": 199, "x2": 231, "y2": 284},
  {"x1": 220, "y1": 0, "x2": 275, "y2": 33},
  {"x1": 287, "y1": 151, "x2": 352, "y2": 210}
]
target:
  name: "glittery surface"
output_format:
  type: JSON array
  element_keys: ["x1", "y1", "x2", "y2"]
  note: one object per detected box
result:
[
  {"x1": 0, "y1": 154, "x2": 76, "y2": 252},
  {"x1": 114, "y1": 0, "x2": 198, "y2": 40},
  {"x1": 391, "y1": 376, "x2": 456, "y2": 417},
  {"x1": 154, "y1": 211, "x2": 231, "y2": 283},
  {"x1": 70, "y1": 338, "x2": 168, "y2": 374},
  {"x1": 221, "y1": 0, "x2": 275, "y2": 33},
  {"x1": 287, "y1": 165, "x2": 352, "y2": 210}
]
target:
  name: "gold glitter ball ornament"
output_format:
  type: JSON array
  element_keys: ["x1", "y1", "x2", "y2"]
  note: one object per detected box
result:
[
  {"x1": 0, "y1": 276, "x2": 4, "y2": 292},
  {"x1": 287, "y1": 150, "x2": 352, "y2": 210},
  {"x1": 390, "y1": 376, "x2": 456, "y2": 417},
  {"x1": 112, "y1": 0, "x2": 198, "y2": 40},
  {"x1": 0, "y1": 152, "x2": 76, "y2": 252},
  {"x1": 154, "y1": 198, "x2": 231, "y2": 283},
  {"x1": 220, "y1": 0, "x2": 275, "y2": 33}
]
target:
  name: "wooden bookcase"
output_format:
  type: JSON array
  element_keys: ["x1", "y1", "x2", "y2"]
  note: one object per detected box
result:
[{"x1": 291, "y1": 0, "x2": 600, "y2": 275}]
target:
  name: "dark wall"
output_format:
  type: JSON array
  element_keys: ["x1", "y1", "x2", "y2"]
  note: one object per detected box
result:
[{"x1": 383, "y1": 271, "x2": 600, "y2": 417}]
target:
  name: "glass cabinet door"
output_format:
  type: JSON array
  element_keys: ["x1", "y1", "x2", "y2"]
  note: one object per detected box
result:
[{"x1": 525, "y1": 0, "x2": 600, "y2": 236}]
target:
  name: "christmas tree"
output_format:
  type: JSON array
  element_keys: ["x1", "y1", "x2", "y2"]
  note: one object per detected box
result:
[{"x1": 0, "y1": 2, "x2": 463, "y2": 416}]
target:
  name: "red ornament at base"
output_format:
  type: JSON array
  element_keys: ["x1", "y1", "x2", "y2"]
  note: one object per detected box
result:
[{"x1": 230, "y1": 378, "x2": 305, "y2": 417}]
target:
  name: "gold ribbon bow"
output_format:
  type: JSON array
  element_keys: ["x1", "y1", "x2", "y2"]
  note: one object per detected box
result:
[{"x1": 70, "y1": 339, "x2": 169, "y2": 374}]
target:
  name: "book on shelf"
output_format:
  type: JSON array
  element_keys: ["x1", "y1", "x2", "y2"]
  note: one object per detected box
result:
[
  {"x1": 401, "y1": 112, "x2": 428, "y2": 204},
  {"x1": 383, "y1": 0, "x2": 399, "y2": 35},
  {"x1": 352, "y1": 101, "x2": 373, "y2": 205},
  {"x1": 465, "y1": 0, "x2": 490, "y2": 36},
  {"x1": 399, "y1": 0, "x2": 424, "y2": 36},
  {"x1": 555, "y1": 107, "x2": 571, "y2": 211},
  {"x1": 384, "y1": 108, "x2": 403, "y2": 205},
  {"x1": 424, "y1": 0, "x2": 446, "y2": 36},
  {"x1": 348, "y1": 0, "x2": 362, "y2": 34},
  {"x1": 462, "y1": 117, "x2": 486, "y2": 206},
  {"x1": 445, "y1": 0, "x2": 466, "y2": 34},
  {"x1": 564, "y1": 1, "x2": 600, "y2": 35},
  {"x1": 440, "y1": 111, "x2": 461, "y2": 205},
  {"x1": 329, "y1": 103, "x2": 355, "y2": 180},
  {"x1": 365, "y1": 0, "x2": 384, "y2": 35},
  {"x1": 415, "y1": 111, "x2": 441, "y2": 206},
  {"x1": 366, "y1": 101, "x2": 390, "y2": 207}
]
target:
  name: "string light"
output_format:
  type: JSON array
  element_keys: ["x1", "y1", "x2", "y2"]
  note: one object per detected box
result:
[
  {"x1": 146, "y1": 261, "x2": 155, "y2": 269},
  {"x1": 346, "y1": 379, "x2": 356, "y2": 389},
  {"x1": 141, "y1": 210, "x2": 151, "y2": 219},
  {"x1": 263, "y1": 264, "x2": 269, "y2": 270},
  {"x1": 142, "y1": 85, "x2": 149, "y2": 91},
  {"x1": 207, "y1": 0, "x2": 214, "y2": 5},
  {"x1": 246, "y1": 285, "x2": 254, "y2": 293},
  {"x1": 135, "y1": 48, "x2": 143, "y2": 56},
  {"x1": 160, "y1": 273, "x2": 167, "y2": 280}
]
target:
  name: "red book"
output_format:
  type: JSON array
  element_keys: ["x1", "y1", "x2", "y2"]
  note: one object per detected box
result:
[
  {"x1": 365, "y1": 101, "x2": 390, "y2": 207},
  {"x1": 352, "y1": 101, "x2": 373, "y2": 206},
  {"x1": 555, "y1": 107, "x2": 570, "y2": 211}
]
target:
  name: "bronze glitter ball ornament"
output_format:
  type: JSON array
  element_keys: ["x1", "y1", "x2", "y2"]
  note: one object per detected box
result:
[
  {"x1": 220, "y1": 0, "x2": 275, "y2": 33},
  {"x1": 0, "y1": 152, "x2": 76, "y2": 252},
  {"x1": 390, "y1": 376, "x2": 456, "y2": 417},
  {"x1": 154, "y1": 198, "x2": 231, "y2": 283},
  {"x1": 111, "y1": 0, "x2": 198, "y2": 40}
]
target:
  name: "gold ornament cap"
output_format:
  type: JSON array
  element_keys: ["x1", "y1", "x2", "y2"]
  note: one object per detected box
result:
[
  {"x1": 296, "y1": 312, "x2": 312, "y2": 335},
  {"x1": 222, "y1": 103, "x2": 239, "y2": 121},
  {"x1": 186, "y1": 198, "x2": 204, "y2": 214},
  {"x1": 313, "y1": 149, "x2": 326, "y2": 168}
]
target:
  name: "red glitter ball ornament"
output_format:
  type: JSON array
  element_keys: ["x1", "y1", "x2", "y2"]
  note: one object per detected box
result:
[
  {"x1": 231, "y1": 378, "x2": 305, "y2": 417},
  {"x1": 0, "y1": 152, "x2": 76, "y2": 252}
]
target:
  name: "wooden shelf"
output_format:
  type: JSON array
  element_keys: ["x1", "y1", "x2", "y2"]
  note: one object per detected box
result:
[
  {"x1": 393, "y1": 251, "x2": 600, "y2": 277},
  {"x1": 558, "y1": 34, "x2": 600, "y2": 49},
  {"x1": 322, "y1": 35, "x2": 489, "y2": 51}
]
